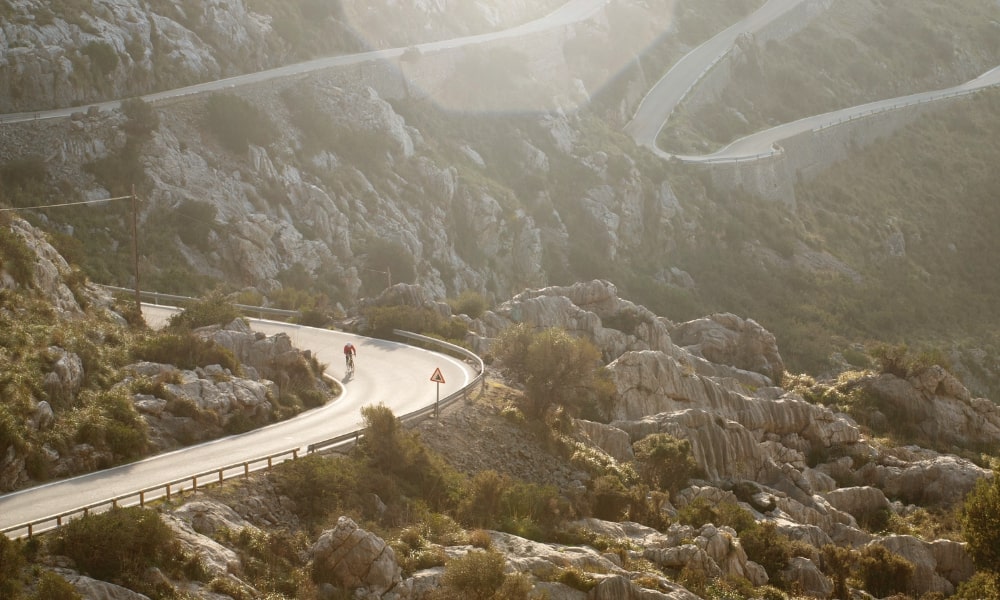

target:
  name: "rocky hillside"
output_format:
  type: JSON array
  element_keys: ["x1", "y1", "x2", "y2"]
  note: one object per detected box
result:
[
  {"x1": 1, "y1": 2, "x2": 998, "y2": 404},
  {"x1": 0, "y1": 0, "x2": 562, "y2": 112},
  {"x1": 13, "y1": 279, "x2": 997, "y2": 600},
  {"x1": 0, "y1": 215, "x2": 330, "y2": 493}
]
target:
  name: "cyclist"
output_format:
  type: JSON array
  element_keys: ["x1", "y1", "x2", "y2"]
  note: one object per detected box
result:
[{"x1": 344, "y1": 342, "x2": 357, "y2": 370}]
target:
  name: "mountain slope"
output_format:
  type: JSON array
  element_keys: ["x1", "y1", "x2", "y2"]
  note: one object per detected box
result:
[{"x1": 0, "y1": 0, "x2": 998, "y2": 393}]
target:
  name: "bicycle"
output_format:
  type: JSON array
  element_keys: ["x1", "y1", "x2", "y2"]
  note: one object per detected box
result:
[{"x1": 345, "y1": 353, "x2": 355, "y2": 375}]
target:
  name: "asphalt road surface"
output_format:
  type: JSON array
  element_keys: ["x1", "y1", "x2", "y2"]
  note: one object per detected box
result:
[{"x1": 0, "y1": 305, "x2": 478, "y2": 537}]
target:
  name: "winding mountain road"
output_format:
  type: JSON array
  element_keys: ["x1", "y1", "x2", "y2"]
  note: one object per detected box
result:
[
  {"x1": 0, "y1": 306, "x2": 478, "y2": 537},
  {"x1": 0, "y1": 0, "x2": 611, "y2": 125},
  {"x1": 3, "y1": 0, "x2": 998, "y2": 538},
  {"x1": 625, "y1": 0, "x2": 1000, "y2": 162}
]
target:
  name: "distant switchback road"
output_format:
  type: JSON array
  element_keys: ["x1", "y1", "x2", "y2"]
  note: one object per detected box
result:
[{"x1": 624, "y1": 0, "x2": 1000, "y2": 162}]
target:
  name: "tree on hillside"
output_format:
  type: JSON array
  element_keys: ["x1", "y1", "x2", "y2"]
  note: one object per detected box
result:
[
  {"x1": 959, "y1": 469, "x2": 1000, "y2": 573},
  {"x1": 490, "y1": 324, "x2": 611, "y2": 420},
  {"x1": 632, "y1": 433, "x2": 702, "y2": 496}
]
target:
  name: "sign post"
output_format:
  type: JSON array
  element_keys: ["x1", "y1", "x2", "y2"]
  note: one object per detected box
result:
[{"x1": 430, "y1": 368, "x2": 446, "y2": 417}]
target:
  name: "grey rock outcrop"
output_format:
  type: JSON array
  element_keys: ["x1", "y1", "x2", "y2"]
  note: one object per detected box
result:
[
  {"x1": 855, "y1": 448, "x2": 990, "y2": 506},
  {"x1": 125, "y1": 361, "x2": 275, "y2": 451},
  {"x1": 42, "y1": 347, "x2": 84, "y2": 407},
  {"x1": 471, "y1": 280, "x2": 677, "y2": 361},
  {"x1": 62, "y1": 572, "x2": 152, "y2": 600},
  {"x1": 671, "y1": 313, "x2": 784, "y2": 384},
  {"x1": 870, "y1": 535, "x2": 976, "y2": 597},
  {"x1": 863, "y1": 366, "x2": 1000, "y2": 450},
  {"x1": 778, "y1": 557, "x2": 832, "y2": 599},
  {"x1": 2, "y1": 218, "x2": 83, "y2": 315},
  {"x1": 310, "y1": 516, "x2": 402, "y2": 595}
]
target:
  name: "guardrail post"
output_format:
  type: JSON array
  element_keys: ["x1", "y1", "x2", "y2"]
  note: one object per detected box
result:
[
  {"x1": 244, "y1": 462, "x2": 250, "y2": 476},
  {"x1": 192, "y1": 477, "x2": 198, "y2": 493},
  {"x1": 166, "y1": 484, "x2": 171, "y2": 501},
  {"x1": 292, "y1": 449, "x2": 298, "y2": 460},
  {"x1": 56, "y1": 516, "x2": 62, "y2": 527},
  {"x1": 218, "y1": 470, "x2": 224, "y2": 484},
  {"x1": 27, "y1": 524, "x2": 32, "y2": 538},
  {"x1": 140, "y1": 491, "x2": 145, "y2": 507}
]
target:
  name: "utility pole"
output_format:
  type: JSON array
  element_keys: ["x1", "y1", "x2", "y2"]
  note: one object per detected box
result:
[{"x1": 130, "y1": 184, "x2": 140, "y2": 308}]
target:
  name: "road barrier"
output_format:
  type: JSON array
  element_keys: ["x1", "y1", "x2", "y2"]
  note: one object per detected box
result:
[
  {"x1": 1, "y1": 448, "x2": 301, "y2": 539},
  {"x1": 305, "y1": 329, "x2": 486, "y2": 454},
  {"x1": 1, "y1": 308, "x2": 485, "y2": 539},
  {"x1": 99, "y1": 285, "x2": 300, "y2": 320}
]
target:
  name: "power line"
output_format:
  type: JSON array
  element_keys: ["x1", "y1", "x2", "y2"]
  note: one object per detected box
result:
[{"x1": 0, "y1": 195, "x2": 133, "y2": 212}]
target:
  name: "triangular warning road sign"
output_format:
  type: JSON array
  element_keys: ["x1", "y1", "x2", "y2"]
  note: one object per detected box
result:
[{"x1": 430, "y1": 367, "x2": 446, "y2": 384}]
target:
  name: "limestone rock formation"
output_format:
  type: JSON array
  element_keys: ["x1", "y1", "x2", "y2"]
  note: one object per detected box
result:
[
  {"x1": 862, "y1": 366, "x2": 1000, "y2": 450},
  {"x1": 310, "y1": 516, "x2": 402, "y2": 594},
  {"x1": 671, "y1": 313, "x2": 784, "y2": 383},
  {"x1": 125, "y1": 361, "x2": 275, "y2": 451}
]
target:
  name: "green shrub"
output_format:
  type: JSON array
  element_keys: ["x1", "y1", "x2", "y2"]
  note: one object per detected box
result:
[
  {"x1": 29, "y1": 571, "x2": 82, "y2": 600},
  {"x1": 120, "y1": 97, "x2": 159, "y2": 140},
  {"x1": 458, "y1": 470, "x2": 509, "y2": 528},
  {"x1": 272, "y1": 454, "x2": 360, "y2": 524},
  {"x1": 467, "y1": 529, "x2": 493, "y2": 549},
  {"x1": 958, "y1": 469, "x2": 1000, "y2": 572},
  {"x1": 0, "y1": 219, "x2": 36, "y2": 285},
  {"x1": 435, "y1": 550, "x2": 507, "y2": 600},
  {"x1": 72, "y1": 388, "x2": 149, "y2": 462},
  {"x1": 590, "y1": 474, "x2": 631, "y2": 521},
  {"x1": 739, "y1": 522, "x2": 793, "y2": 584},
  {"x1": 819, "y1": 544, "x2": 855, "y2": 600},
  {"x1": 168, "y1": 292, "x2": 242, "y2": 330},
  {"x1": 858, "y1": 544, "x2": 914, "y2": 598},
  {"x1": 83, "y1": 141, "x2": 146, "y2": 196},
  {"x1": 205, "y1": 93, "x2": 277, "y2": 153},
  {"x1": 215, "y1": 527, "x2": 305, "y2": 596},
  {"x1": 81, "y1": 41, "x2": 118, "y2": 76},
  {"x1": 491, "y1": 324, "x2": 606, "y2": 419},
  {"x1": 448, "y1": 289, "x2": 488, "y2": 319},
  {"x1": 556, "y1": 567, "x2": 597, "y2": 592},
  {"x1": 498, "y1": 480, "x2": 565, "y2": 538},
  {"x1": 677, "y1": 498, "x2": 754, "y2": 533},
  {"x1": 50, "y1": 507, "x2": 181, "y2": 583},
  {"x1": 364, "y1": 305, "x2": 467, "y2": 342},
  {"x1": 954, "y1": 571, "x2": 1000, "y2": 600},
  {"x1": 174, "y1": 200, "x2": 217, "y2": 250},
  {"x1": 0, "y1": 535, "x2": 25, "y2": 599},
  {"x1": 632, "y1": 433, "x2": 702, "y2": 496},
  {"x1": 134, "y1": 331, "x2": 239, "y2": 372}
]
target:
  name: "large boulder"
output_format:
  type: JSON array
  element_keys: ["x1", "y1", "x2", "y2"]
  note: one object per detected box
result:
[
  {"x1": 125, "y1": 361, "x2": 275, "y2": 450},
  {"x1": 856, "y1": 449, "x2": 991, "y2": 507},
  {"x1": 42, "y1": 347, "x2": 85, "y2": 407},
  {"x1": 310, "y1": 517, "x2": 402, "y2": 594},
  {"x1": 864, "y1": 367, "x2": 1000, "y2": 449},
  {"x1": 589, "y1": 574, "x2": 702, "y2": 600},
  {"x1": 62, "y1": 572, "x2": 152, "y2": 600},
  {"x1": 778, "y1": 557, "x2": 832, "y2": 599},
  {"x1": 670, "y1": 313, "x2": 784, "y2": 383},
  {"x1": 608, "y1": 351, "x2": 860, "y2": 451},
  {"x1": 822, "y1": 486, "x2": 890, "y2": 526},
  {"x1": 575, "y1": 420, "x2": 634, "y2": 462},
  {"x1": 858, "y1": 535, "x2": 976, "y2": 597},
  {"x1": 470, "y1": 280, "x2": 677, "y2": 361}
]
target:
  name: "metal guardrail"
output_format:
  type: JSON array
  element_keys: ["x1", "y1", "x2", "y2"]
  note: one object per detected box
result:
[
  {"x1": 1, "y1": 448, "x2": 300, "y2": 539},
  {"x1": 1, "y1": 313, "x2": 486, "y2": 539},
  {"x1": 305, "y1": 329, "x2": 486, "y2": 453},
  {"x1": 99, "y1": 285, "x2": 300, "y2": 319}
]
